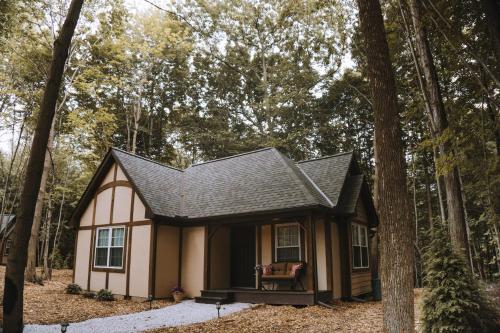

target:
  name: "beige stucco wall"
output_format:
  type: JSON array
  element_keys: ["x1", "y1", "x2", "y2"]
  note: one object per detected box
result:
[
  {"x1": 129, "y1": 224, "x2": 151, "y2": 297},
  {"x1": 109, "y1": 272, "x2": 127, "y2": 295},
  {"x1": 116, "y1": 165, "x2": 127, "y2": 181},
  {"x1": 113, "y1": 186, "x2": 132, "y2": 223},
  {"x1": 102, "y1": 164, "x2": 115, "y2": 184},
  {"x1": 74, "y1": 230, "x2": 91, "y2": 288},
  {"x1": 210, "y1": 226, "x2": 230, "y2": 289},
  {"x1": 80, "y1": 199, "x2": 94, "y2": 227},
  {"x1": 90, "y1": 271, "x2": 106, "y2": 291},
  {"x1": 155, "y1": 225, "x2": 180, "y2": 298},
  {"x1": 181, "y1": 226, "x2": 205, "y2": 298},
  {"x1": 133, "y1": 193, "x2": 146, "y2": 221},
  {"x1": 315, "y1": 219, "x2": 328, "y2": 291},
  {"x1": 95, "y1": 188, "x2": 112, "y2": 225},
  {"x1": 261, "y1": 225, "x2": 272, "y2": 265},
  {"x1": 331, "y1": 222, "x2": 342, "y2": 299}
]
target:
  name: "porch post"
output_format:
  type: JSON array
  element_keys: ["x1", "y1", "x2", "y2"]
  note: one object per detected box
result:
[
  {"x1": 256, "y1": 224, "x2": 262, "y2": 289},
  {"x1": 309, "y1": 212, "x2": 318, "y2": 304}
]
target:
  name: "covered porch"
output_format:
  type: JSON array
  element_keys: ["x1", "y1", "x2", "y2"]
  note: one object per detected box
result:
[{"x1": 195, "y1": 211, "x2": 342, "y2": 305}]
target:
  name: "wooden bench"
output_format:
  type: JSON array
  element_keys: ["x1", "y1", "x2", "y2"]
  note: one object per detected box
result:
[{"x1": 255, "y1": 262, "x2": 305, "y2": 291}]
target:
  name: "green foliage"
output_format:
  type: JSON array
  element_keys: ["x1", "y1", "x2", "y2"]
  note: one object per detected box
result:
[
  {"x1": 51, "y1": 247, "x2": 65, "y2": 269},
  {"x1": 421, "y1": 223, "x2": 500, "y2": 333},
  {"x1": 82, "y1": 291, "x2": 96, "y2": 299},
  {"x1": 65, "y1": 283, "x2": 82, "y2": 295},
  {"x1": 96, "y1": 289, "x2": 115, "y2": 302}
]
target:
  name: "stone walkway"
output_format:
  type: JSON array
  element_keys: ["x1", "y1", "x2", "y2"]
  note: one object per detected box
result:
[{"x1": 24, "y1": 300, "x2": 252, "y2": 333}]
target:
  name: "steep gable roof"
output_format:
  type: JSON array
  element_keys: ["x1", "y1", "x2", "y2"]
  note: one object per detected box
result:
[
  {"x1": 73, "y1": 147, "x2": 376, "y2": 223},
  {"x1": 112, "y1": 149, "x2": 184, "y2": 217},
  {"x1": 297, "y1": 152, "x2": 353, "y2": 207}
]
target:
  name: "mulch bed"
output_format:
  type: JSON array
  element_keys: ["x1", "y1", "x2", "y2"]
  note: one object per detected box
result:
[
  {"x1": 0, "y1": 266, "x2": 172, "y2": 324},
  {"x1": 153, "y1": 290, "x2": 422, "y2": 333}
]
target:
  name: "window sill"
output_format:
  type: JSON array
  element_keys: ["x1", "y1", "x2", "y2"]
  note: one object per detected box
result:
[
  {"x1": 92, "y1": 266, "x2": 125, "y2": 273},
  {"x1": 352, "y1": 267, "x2": 370, "y2": 273}
]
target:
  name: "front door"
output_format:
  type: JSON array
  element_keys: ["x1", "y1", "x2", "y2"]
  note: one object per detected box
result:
[{"x1": 230, "y1": 225, "x2": 256, "y2": 288}]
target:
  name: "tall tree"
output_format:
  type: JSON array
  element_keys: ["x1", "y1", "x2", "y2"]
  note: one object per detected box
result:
[
  {"x1": 356, "y1": 0, "x2": 414, "y2": 332},
  {"x1": 407, "y1": 0, "x2": 472, "y2": 268},
  {"x1": 2, "y1": 0, "x2": 84, "y2": 331}
]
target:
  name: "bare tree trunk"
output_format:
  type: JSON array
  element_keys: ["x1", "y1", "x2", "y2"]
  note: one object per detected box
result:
[
  {"x1": 131, "y1": 84, "x2": 142, "y2": 154},
  {"x1": 50, "y1": 163, "x2": 70, "y2": 272},
  {"x1": 356, "y1": 0, "x2": 414, "y2": 331},
  {"x1": 25, "y1": 116, "x2": 56, "y2": 282},
  {"x1": 408, "y1": 0, "x2": 471, "y2": 270},
  {"x1": 42, "y1": 195, "x2": 52, "y2": 279},
  {"x1": 2, "y1": 1, "x2": 83, "y2": 331}
]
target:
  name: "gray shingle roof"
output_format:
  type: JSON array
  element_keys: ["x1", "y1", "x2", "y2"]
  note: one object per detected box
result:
[
  {"x1": 297, "y1": 152, "x2": 353, "y2": 207},
  {"x1": 102, "y1": 148, "x2": 358, "y2": 220},
  {"x1": 183, "y1": 148, "x2": 332, "y2": 219},
  {"x1": 112, "y1": 149, "x2": 184, "y2": 217}
]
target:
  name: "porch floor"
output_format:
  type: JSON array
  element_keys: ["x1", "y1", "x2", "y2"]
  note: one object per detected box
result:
[{"x1": 195, "y1": 289, "x2": 332, "y2": 306}]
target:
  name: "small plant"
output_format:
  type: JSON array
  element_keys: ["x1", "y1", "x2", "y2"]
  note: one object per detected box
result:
[
  {"x1": 65, "y1": 283, "x2": 82, "y2": 295},
  {"x1": 82, "y1": 291, "x2": 96, "y2": 299},
  {"x1": 171, "y1": 286, "x2": 184, "y2": 293},
  {"x1": 96, "y1": 289, "x2": 114, "y2": 301},
  {"x1": 32, "y1": 275, "x2": 44, "y2": 286}
]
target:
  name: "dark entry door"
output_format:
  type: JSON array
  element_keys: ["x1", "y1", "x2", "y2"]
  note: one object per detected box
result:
[{"x1": 230, "y1": 225, "x2": 256, "y2": 288}]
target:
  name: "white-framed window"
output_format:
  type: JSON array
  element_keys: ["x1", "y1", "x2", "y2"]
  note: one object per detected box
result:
[
  {"x1": 352, "y1": 223, "x2": 369, "y2": 269},
  {"x1": 94, "y1": 227, "x2": 125, "y2": 269},
  {"x1": 4, "y1": 239, "x2": 11, "y2": 256},
  {"x1": 275, "y1": 223, "x2": 301, "y2": 262}
]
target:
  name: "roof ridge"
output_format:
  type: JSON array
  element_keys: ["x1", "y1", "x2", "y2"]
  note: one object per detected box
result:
[
  {"x1": 188, "y1": 147, "x2": 273, "y2": 167},
  {"x1": 272, "y1": 149, "x2": 329, "y2": 206},
  {"x1": 297, "y1": 151, "x2": 353, "y2": 164},
  {"x1": 111, "y1": 147, "x2": 184, "y2": 172}
]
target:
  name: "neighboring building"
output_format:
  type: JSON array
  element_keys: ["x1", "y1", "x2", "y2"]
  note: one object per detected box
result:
[
  {"x1": 71, "y1": 147, "x2": 378, "y2": 305},
  {"x1": 0, "y1": 214, "x2": 16, "y2": 265}
]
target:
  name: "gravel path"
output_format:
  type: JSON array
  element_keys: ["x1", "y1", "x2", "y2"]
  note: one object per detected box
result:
[{"x1": 24, "y1": 300, "x2": 252, "y2": 333}]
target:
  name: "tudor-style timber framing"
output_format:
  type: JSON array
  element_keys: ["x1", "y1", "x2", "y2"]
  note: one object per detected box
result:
[{"x1": 71, "y1": 147, "x2": 379, "y2": 303}]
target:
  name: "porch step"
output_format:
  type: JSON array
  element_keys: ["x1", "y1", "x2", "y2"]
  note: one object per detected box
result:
[
  {"x1": 194, "y1": 296, "x2": 230, "y2": 304},
  {"x1": 201, "y1": 290, "x2": 233, "y2": 299}
]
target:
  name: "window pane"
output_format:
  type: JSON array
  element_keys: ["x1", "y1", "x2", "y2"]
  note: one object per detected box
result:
[
  {"x1": 112, "y1": 228, "x2": 124, "y2": 246},
  {"x1": 277, "y1": 225, "x2": 299, "y2": 247},
  {"x1": 97, "y1": 229, "x2": 110, "y2": 247},
  {"x1": 352, "y1": 225, "x2": 359, "y2": 246},
  {"x1": 95, "y1": 248, "x2": 108, "y2": 266},
  {"x1": 360, "y1": 227, "x2": 367, "y2": 246},
  {"x1": 109, "y1": 248, "x2": 123, "y2": 267},
  {"x1": 361, "y1": 247, "x2": 369, "y2": 268},
  {"x1": 277, "y1": 247, "x2": 300, "y2": 262},
  {"x1": 353, "y1": 246, "x2": 361, "y2": 268}
]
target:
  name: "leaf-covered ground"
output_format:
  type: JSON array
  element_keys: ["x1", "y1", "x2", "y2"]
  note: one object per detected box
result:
[
  {"x1": 153, "y1": 291, "x2": 423, "y2": 333},
  {"x1": 0, "y1": 267, "x2": 172, "y2": 324}
]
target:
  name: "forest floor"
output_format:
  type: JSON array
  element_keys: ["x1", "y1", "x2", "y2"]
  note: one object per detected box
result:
[
  {"x1": 152, "y1": 290, "x2": 423, "y2": 333},
  {"x1": 0, "y1": 267, "x2": 172, "y2": 324}
]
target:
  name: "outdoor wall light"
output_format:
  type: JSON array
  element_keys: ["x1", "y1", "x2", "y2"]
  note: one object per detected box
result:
[
  {"x1": 60, "y1": 323, "x2": 69, "y2": 333},
  {"x1": 216, "y1": 301, "x2": 221, "y2": 318},
  {"x1": 147, "y1": 295, "x2": 153, "y2": 310}
]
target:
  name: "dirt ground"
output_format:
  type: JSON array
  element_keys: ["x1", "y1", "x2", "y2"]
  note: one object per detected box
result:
[
  {"x1": 0, "y1": 266, "x2": 172, "y2": 324},
  {"x1": 153, "y1": 290, "x2": 422, "y2": 333}
]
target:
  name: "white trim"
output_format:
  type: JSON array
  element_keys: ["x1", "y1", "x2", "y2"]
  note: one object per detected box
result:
[
  {"x1": 352, "y1": 223, "x2": 369, "y2": 269},
  {"x1": 94, "y1": 226, "x2": 125, "y2": 269},
  {"x1": 274, "y1": 223, "x2": 302, "y2": 262}
]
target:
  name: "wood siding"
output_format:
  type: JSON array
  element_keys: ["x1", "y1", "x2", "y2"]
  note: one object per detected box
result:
[{"x1": 350, "y1": 197, "x2": 373, "y2": 296}]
